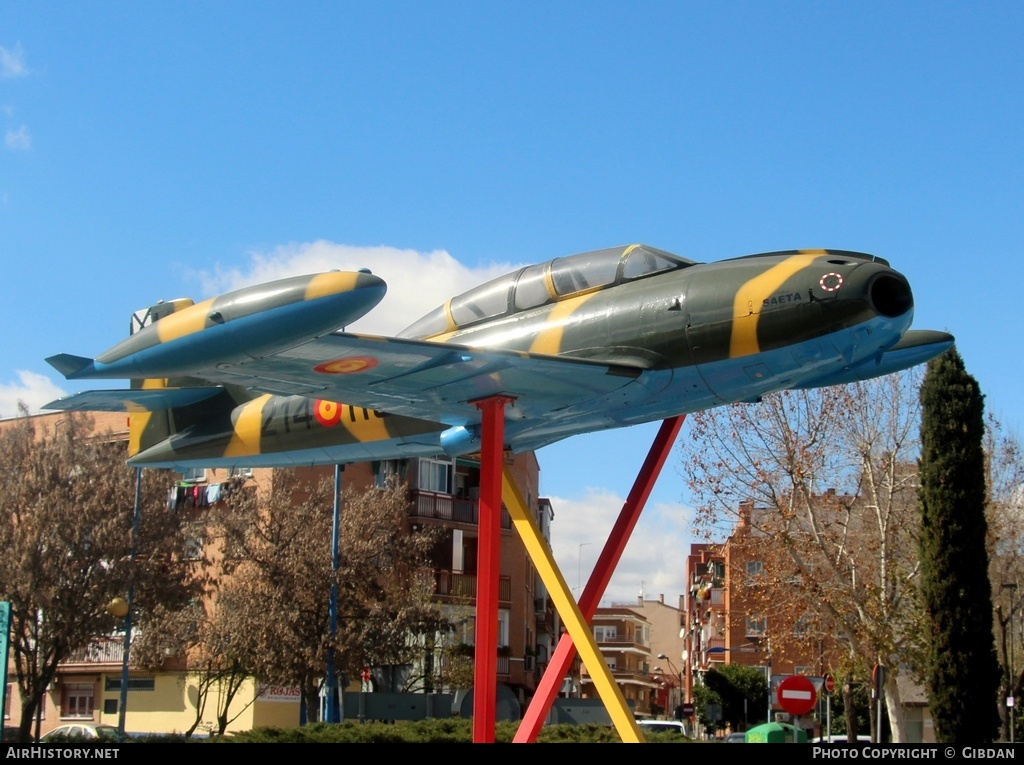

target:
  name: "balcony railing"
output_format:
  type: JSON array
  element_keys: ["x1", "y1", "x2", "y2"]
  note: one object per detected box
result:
[
  {"x1": 65, "y1": 636, "x2": 128, "y2": 665},
  {"x1": 433, "y1": 570, "x2": 512, "y2": 602},
  {"x1": 438, "y1": 649, "x2": 511, "y2": 677},
  {"x1": 595, "y1": 635, "x2": 650, "y2": 651},
  {"x1": 410, "y1": 490, "x2": 511, "y2": 529}
]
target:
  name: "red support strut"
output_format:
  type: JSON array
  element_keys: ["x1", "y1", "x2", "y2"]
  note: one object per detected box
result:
[
  {"x1": 513, "y1": 416, "x2": 685, "y2": 743},
  {"x1": 473, "y1": 396, "x2": 514, "y2": 744}
]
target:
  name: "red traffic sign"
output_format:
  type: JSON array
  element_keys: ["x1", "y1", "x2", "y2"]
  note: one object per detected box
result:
[
  {"x1": 777, "y1": 674, "x2": 817, "y2": 716},
  {"x1": 681, "y1": 703, "x2": 695, "y2": 718},
  {"x1": 823, "y1": 673, "x2": 835, "y2": 694}
]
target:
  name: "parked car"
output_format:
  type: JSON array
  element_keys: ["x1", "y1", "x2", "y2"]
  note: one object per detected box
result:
[
  {"x1": 812, "y1": 734, "x2": 872, "y2": 743},
  {"x1": 637, "y1": 719, "x2": 688, "y2": 736},
  {"x1": 39, "y1": 724, "x2": 119, "y2": 742},
  {"x1": 725, "y1": 731, "x2": 748, "y2": 742}
]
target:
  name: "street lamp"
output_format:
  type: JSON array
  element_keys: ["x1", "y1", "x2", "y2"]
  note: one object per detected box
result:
[
  {"x1": 105, "y1": 467, "x2": 142, "y2": 743},
  {"x1": 657, "y1": 653, "x2": 684, "y2": 716},
  {"x1": 1002, "y1": 582, "x2": 1018, "y2": 742}
]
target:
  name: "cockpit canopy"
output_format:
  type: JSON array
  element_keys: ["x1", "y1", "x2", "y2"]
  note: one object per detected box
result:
[{"x1": 399, "y1": 244, "x2": 697, "y2": 339}]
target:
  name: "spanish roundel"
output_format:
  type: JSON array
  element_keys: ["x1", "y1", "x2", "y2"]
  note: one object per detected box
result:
[{"x1": 314, "y1": 400, "x2": 343, "y2": 426}]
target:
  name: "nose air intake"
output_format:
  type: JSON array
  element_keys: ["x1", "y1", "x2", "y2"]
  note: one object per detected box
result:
[{"x1": 870, "y1": 272, "x2": 913, "y2": 318}]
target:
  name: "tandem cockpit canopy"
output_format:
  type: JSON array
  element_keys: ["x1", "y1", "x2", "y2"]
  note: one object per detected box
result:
[{"x1": 398, "y1": 243, "x2": 698, "y2": 340}]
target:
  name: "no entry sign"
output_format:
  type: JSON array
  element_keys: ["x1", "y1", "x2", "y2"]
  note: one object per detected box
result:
[{"x1": 777, "y1": 674, "x2": 817, "y2": 716}]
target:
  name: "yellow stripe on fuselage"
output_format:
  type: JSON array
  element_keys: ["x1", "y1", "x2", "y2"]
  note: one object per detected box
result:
[
  {"x1": 529, "y1": 293, "x2": 597, "y2": 355},
  {"x1": 224, "y1": 395, "x2": 273, "y2": 457},
  {"x1": 729, "y1": 252, "x2": 823, "y2": 358},
  {"x1": 340, "y1": 405, "x2": 391, "y2": 443},
  {"x1": 155, "y1": 298, "x2": 217, "y2": 343}
]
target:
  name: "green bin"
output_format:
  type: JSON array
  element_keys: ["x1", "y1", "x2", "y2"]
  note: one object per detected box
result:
[{"x1": 743, "y1": 722, "x2": 808, "y2": 743}]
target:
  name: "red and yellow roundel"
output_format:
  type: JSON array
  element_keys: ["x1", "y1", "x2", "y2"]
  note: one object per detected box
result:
[
  {"x1": 313, "y1": 356, "x2": 379, "y2": 375},
  {"x1": 314, "y1": 400, "x2": 343, "y2": 427}
]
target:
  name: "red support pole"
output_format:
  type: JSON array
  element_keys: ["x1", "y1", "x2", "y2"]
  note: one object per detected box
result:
[
  {"x1": 473, "y1": 396, "x2": 513, "y2": 743},
  {"x1": 514, "y1": 416, "x2": 685, "y2": 743}
]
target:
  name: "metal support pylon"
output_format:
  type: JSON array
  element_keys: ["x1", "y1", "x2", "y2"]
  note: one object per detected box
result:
[
  {"x1": 513, "y1": 416, "x2": 685, "y2": 743},
  {"x1": 471, "y1": 395, "x2": 513, "y2": 743}
]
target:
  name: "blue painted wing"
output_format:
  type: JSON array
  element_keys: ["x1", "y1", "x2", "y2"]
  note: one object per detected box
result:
[{"x1": 197, "y1": 333, "x2": 643, "y2": 426}]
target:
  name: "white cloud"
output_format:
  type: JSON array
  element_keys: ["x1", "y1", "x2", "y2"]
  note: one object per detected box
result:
[
  {"x1": 0, "y1": 370, "x2": 67, "y2": 420},
  {"x1": 191, "y1": 241, "x2": 522, "y2": 336},
  {"x1": 5, "y1": 125, "x2": 31, "y2": 151},
  {"x1": 1, "y1": 43, "x2": 28, "y2": 78},
  {"x1": 549, "y1": 489, "x2": 693, "y2": 607}
]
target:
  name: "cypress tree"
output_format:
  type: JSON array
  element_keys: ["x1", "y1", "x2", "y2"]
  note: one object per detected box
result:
[{"x1": 917, "y1": 347, "x2": 1000, "y2": 742}]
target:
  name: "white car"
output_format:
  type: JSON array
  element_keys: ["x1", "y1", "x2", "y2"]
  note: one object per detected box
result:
[
  {"x1": 812, "y1": 734, "x2": 872, "y2": 743},
  {"x1": 637, "y1": 719, "x2": 688, "y2": 735},
  {"x1": 39, "y1": 724, "x2": 119, "y2": 742}
]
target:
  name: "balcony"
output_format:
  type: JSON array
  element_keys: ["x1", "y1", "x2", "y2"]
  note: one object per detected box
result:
[
  {"x1": 433, "y1": 570, "x2": 512, "y2": 603},
  {"x1": 595, "y1": 635, "x2": 649, "y2": 652},
  {"x1": 410, "y1": 490, "x2": 511, "y2": 529},
  {"x1": 64, "y1": 636, "x2": 127, "y2": 666},
  {"x1": 439, "y1": 648, "x2": 511, "y2": 677}
]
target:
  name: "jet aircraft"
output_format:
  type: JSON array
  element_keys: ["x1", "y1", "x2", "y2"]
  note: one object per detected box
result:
[{"x1": 44, "y1": 244, "x2": 953, "y2": 467}]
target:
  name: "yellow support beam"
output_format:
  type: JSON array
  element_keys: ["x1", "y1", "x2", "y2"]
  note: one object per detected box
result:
[{"x1": 501, "y1": 466, "x2": 644, "y2": 743}]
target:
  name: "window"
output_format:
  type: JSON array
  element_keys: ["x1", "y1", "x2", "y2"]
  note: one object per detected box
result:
[
  {"x1": 183, "y1": 535, "x2": 204, "y2": 561},
  {"x1": 228, "y1": 466, "x2": 252, "y2": 478},
  {"x1": 60, "y1": 683, "x2": 94, "y2": 719},
  {"x1": 449, "y1": 276, "x2": 513, "y2": 328},
  {"x1": 375, "y1": 459, "x2": 402, "y2": 488},
  {"x1": 594, "y1": 626, "x2": 617, "y2": 642},
  {"x1": 512, "y1": 264, "x2": 550, "y2": 312},
  {"x1": 793, "y1": 613, "x2": 812, "y2": 636},
  {"x1": 745, "y1": 614, "x2": 766, "y2": 638},
  {"x1": 181, "y1": 467, "x2": 206, "y2": 483},
  {"x1": 498, "y1": 610, "x2": 510, "y2": 648},
  {"x1": 104, "y1": 677, "x2": 155, "y2": 692},
  {"x1": 418, "y1": 458, "x2": 453, "y2": 494},
  {"x1": 745, "y1": 560, "x2": 764, "y2": 584}
]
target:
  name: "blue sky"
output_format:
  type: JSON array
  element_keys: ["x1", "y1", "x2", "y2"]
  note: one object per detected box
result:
[{"x1": 2, "y1": 2, "x2": 1022, "y2": 606}]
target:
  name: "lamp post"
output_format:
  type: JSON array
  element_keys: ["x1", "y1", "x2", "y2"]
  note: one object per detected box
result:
[
  {"x1": 657, "y1": 653, "x2": 684, "y2": 716},
  {"x1": 106, "y1": 467, "x2": 142, "y2": 743},
  {"x1": 1003, "y1": 582, "x2": 1018, "y2": 742}
]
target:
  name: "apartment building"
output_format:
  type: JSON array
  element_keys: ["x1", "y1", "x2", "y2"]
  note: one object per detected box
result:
[
  {"x1": 578, "y1": 607, "x2": 656, "y2": 718},
  {"x1": 682, "y1": 502, "x2": 936, "y2": 742},
  {"x1": 610, "y1": 594, "x2": 685, "y2": 717}
]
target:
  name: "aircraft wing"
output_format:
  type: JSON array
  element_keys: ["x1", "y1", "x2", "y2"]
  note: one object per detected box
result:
[
  {"x1": 193, "y1": 332, "x2": 644, "y2": 426},
  {"x1": 44, "y1": 387, "x2": 225, "y2": 413}
]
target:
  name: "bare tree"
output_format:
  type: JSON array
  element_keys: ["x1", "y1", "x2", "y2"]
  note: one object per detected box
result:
[
  {"x1": 682, "y1": 371, "x2": 927, "y2": 742},
  {"x1": 205, "y1": 470, "x2": 449, "y2": 722},
  {"x1": 0, "y1": 409, "x2": 202, "y2": 741},
  {"x1": 983, "y1": 415, "x2": 1024, "y2": 741}
]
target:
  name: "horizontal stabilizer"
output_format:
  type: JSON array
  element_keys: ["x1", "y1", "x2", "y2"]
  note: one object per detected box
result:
[
  {"x1": 43, "y1": 387, "x2": 223, "y2": 413},
  {"x1": 794, "y1": 330, "x2": 954, "y2": 389},
  {"x1": 45, "y1": 353, "x2": 97, "y2": 379}
]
